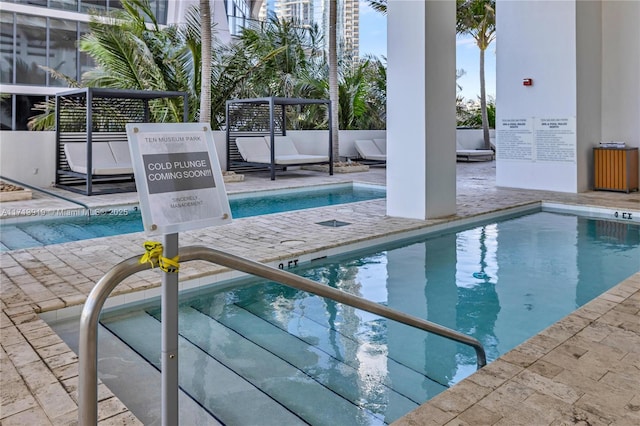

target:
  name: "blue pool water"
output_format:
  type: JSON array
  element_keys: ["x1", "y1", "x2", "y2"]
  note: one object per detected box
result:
[
  {"x1": 0, "y1": 184, "x2": 384, "y2": 251},
  {"x1": 51, "y1": 210, "x2": 639, "y2": 425}
]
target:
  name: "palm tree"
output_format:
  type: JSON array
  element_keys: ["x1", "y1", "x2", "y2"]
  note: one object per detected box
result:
[
  {"x1": 367, "y1": 0, "x2": 387, "y2": 15},
  {"x1": 328, "y1": 0, "x2": 340, "y2": 161},
  {"x1": 456, "y1": 0, "x2": 496, "y2": 150},
  {"x1": 199, "y1": 0, "x2": 212, "y2": 124}
]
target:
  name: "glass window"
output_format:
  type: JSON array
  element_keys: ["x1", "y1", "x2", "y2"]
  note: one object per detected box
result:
[
  {"x1": 81, "y1": 0, "x2": 107, "y2": 14},
  {"x1": 15, "y1": 14, "x2": 47, "y2": 85},
  {"x1": 15, "y1": 95, "x2": 45, "y2": 130},
  {"x1": 149, "y1": 0, "x2": 168, "y2": 25},
  {"x1": 50, "y1": 0, "x2": 79, "y2": 12},
  {"x1": 0, "y1": 95, "x2": 12, "y2": 130},
  {"x1": 49, "y1": 19, "x2": 78, "y2": 86},
  {"x1": 79, "y1": 22, "x2": 95, "y2": 77},
  {"x1": 0, "y1": 12, "x2": 13, "y2": 84},
  {"x1": 109, "y1": 0, "x2": 124, "y2": 10}
]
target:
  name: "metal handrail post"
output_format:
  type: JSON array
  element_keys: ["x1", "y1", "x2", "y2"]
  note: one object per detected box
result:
[
  {"x1": 79, "y1": 245, "x2": 486, "y2": 425},
  {"x1": 78, "y1": 257, "x2": 152, "y2": 425},
  {"x1": 161, "y1": 233, "x2": 179, "y2": 426}
]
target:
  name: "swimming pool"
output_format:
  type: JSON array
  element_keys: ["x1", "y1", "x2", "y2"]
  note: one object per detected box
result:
[
  {"x1": 0, "y1": 183, "x2": 385, "y2": 251},
  {"x1": 48, "y1": 209, "x2": 640, "y2": 425}
]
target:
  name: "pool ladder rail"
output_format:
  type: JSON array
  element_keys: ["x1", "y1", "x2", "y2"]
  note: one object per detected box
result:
[
  {"x1": 0, "y1": 175, "x2": 91, "y2": 215},
  {"x1": 78, "y1": 246, "x2": 487, "y2": 425}
]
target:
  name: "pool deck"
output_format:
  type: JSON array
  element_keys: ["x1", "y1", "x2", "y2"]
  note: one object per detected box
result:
[{"x1": 1, "y1": 162, "x2": 639, "y2": 425}]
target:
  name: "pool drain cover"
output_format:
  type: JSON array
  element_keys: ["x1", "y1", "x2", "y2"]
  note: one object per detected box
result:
[{"x1": 316, "y1": 220, "x2": 351, "y2": 227}]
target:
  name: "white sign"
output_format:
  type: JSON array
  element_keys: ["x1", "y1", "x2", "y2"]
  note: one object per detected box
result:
[
  {"x1": 497, "y1": 117, "x2": 576, "y2": 163},
  {"x1": 534, "y1": 117, "x2": 576, "y2": 163},
  {"x1": 126, "y1": 123, "x2": 232, "y2": 235},
  {"x1": 496, "y1": 118, "x2": 534, "y2": 161}
]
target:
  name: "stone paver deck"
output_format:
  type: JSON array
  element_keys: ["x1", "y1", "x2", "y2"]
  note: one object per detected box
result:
[{"x1": 1, "y1": 163, "x2": 639, "y2": 425}]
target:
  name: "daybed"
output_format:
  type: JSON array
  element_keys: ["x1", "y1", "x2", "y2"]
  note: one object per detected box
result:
[
  {"x1": 56, "y1": 87, "x2": 188, "y2": 195},
  {"x1": 226, "y1": 97, "x2": 333, "y2": 180},
  {"x1": 63, "y1": 134, "x2": 133, "y2": 175},
  {"x1": 354, "y1": 139, "x2": 386, "y2": 162}
]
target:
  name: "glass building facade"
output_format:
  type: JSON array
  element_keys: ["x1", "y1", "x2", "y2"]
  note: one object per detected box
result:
[{"x1": 0, "y1": 0, "x2": 168, "y2": 130}]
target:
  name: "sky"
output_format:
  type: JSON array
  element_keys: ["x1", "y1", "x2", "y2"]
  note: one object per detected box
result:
[{"x1": 358, "y1": 0, "x2": 496, "y2": 102}]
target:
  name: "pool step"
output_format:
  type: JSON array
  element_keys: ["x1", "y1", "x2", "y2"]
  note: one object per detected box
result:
[
  {"x1": 0, "y1": 225, "x2": 45, "y2": 250},
  {"x1": 101, "y1": 311, "x2": 307, "y2": 426},
  {"x1": 176, "y1": 306, "x2": 388, "y2": 425},
  {"x1": 195, "y1": 299, "x2": 447, "y2": 409}
]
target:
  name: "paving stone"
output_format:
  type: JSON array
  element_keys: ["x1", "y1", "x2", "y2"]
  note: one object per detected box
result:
[
  {"x1": 392, "y1": 403, "x2": 456, "y2": 426},
  {"x1": 97, "y1": 396, "x2": 128, "y2": 422},
  {"x1": 456, "y1": 403, "x2": 502, "y2": 425},
  {"x1": 600, "y1": 328, "x2": 640, "y2": 354},
  {"x1": 16, "y1": 359, "x2": 59, "y2": 390},
  {"x1": 0, "y1": 406, "x2": 53, "y2": 425},
  {"x1": 4, "y1": 341, "x2": 41, "y2": 368},
  {"x1": 0, "y1": 324, "x2": 26, "y2": 346},
  {"x1": 466, "y1": 359, "x2": 523, "y2": 390},
  {"x1": 97, "y1": 410, "x2": 143, "y2": 425},
  {"x1": 0, "y1": 377, "x2": 39, "y2": 419},
  {"x1": 513, "y1": 370, "x2": 583, "y2": 405},
  {"x1": 32, "y1": 381, "x2": 77, "y2": 419},
  {"x1": 527, "y1": 358, "x2": 565, "y2": 379},
  {"x1": 599, "y1": 370, "x2": 640, "y2": 394}
]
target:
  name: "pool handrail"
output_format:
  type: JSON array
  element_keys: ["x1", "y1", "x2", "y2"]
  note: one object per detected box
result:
[
  {"x1": 0, "y1": 175, "x2": 91, "y2": 215},
  {"x1": 79, "y1": 245, "x2": 487, "y2": 425}
]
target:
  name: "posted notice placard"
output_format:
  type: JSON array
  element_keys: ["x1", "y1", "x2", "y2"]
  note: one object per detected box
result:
[{"x1": 126, "y1": 123, "x2": 232, "y2": 235}]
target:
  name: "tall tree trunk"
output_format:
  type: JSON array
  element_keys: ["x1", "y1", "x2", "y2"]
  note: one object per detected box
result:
[
  {"x1": 329, "y1": 0, "x2": 340, "y2": 161},
  {"x1": 200, "y1": 0, "x2": 212, "y2": 124},
  {"x1": 479, "y1": 46, "x2": 490, "y2": 150}
]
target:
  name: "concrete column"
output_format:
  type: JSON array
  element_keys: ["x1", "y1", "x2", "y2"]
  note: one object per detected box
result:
[{"x1": 386, "y1": 0, "x2": 457, "y2": 219}]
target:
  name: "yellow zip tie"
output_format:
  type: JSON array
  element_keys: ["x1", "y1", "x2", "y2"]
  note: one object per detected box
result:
[
  {"x1": 140, "y1": 241, "x2": 180, "y2": 273},
  {"x1": 159, "y1": 255, "x2": 180, "y2": 274},
  {"x1": 140, "y1": 241, "x2": 163, "y2": 268}
]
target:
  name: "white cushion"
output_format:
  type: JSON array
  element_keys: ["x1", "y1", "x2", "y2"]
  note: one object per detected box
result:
[
  {"x1": 373, "y1": 138, "x2": 386, "y2": 154},
  {"x1": 108, "y1": 141, "x2": 133, "y2": 167},
  {"x1": 354, "y1": 139, "x2": 386, "y2": 161},
  {"x1": 64, "y1": 143, "x2": 128, "y2": 175},
  {"x1": 271, "y1": 135, "x2": 300, "y2": 156},
  {"x1": 235, "y1": 137, "x2": 272, "y2": 163},
  {"x1": 274, "y1": 154, "x2": 329, "y2": 165}
]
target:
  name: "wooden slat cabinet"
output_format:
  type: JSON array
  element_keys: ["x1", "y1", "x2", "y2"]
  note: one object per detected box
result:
[{"x1": 593, "y1": 147, "x2": 639, "y2": 193}]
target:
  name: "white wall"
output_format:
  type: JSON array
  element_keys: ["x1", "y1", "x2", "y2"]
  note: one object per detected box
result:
[
  {"x1": 495, "y1": 0, "x2": 579, "y2": 193},
  {"x1": 601, "y1": 1, "x2": 640, "y2": 148},
  {"x1": 0, "y1": 131, "x2": 57, "y2": 187},
  {"x1": 496, "y1": 0, "x2": 639, "y2": 193},
  {"x1": 288, "y1": 129, "x2": 386, "y2": 158},
  {"x1": 457, "y1": 129, "x2": 496, "y2": 150},
  {"x1": 0, "y1": 130, "x2": 387, "y2": 188}
]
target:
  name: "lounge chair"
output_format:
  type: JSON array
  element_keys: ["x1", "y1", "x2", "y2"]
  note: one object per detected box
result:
[
  {"x1": 354, "y1": 139, "x2": 386, "y2": 162},
  {"x1": 456, "y1": 141, "x2": 494, "y2": 162},
  {"x1": 373, "y1": 138, "x2": 386, "y2": 155},
  {"x1": 269, "y1": 136, "x2": 330, "y2": 164}
]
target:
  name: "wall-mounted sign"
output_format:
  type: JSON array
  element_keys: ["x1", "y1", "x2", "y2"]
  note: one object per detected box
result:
[
  {"x1": 496, "y1": 118, "x2": 534, "y2": 161},
  {"x1": 534, "y1": 117, "x2": 576, "y2": 163},
  {"x1": 497, "y1": 117, "x2": 576, "y2": 163},
  {"x1": 126, "y1": 123, "x2": 232, "y2": 235}
]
